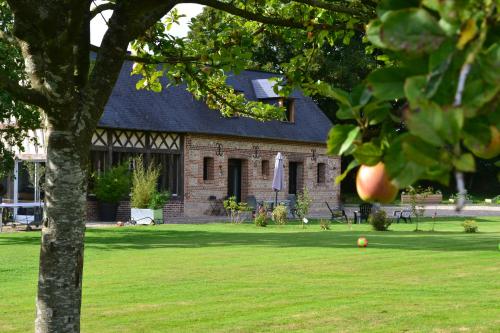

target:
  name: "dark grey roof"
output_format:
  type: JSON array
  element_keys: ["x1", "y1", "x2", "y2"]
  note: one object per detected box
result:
[{"x1": 99, "y1": 62, "x2": 332, "y2": 144}]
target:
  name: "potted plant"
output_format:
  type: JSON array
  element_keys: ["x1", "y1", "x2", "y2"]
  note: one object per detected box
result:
[
  {"x1": 130, "y1": 156, "x2": 170, "y2": 224},
  {"x1": 94, "y1": 163, "x2": 131, "y2": 221}
]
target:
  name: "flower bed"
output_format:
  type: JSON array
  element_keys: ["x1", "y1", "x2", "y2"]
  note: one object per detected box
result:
[{"x1": 401, "y1": 193, "x2": 443, "y2": 204}]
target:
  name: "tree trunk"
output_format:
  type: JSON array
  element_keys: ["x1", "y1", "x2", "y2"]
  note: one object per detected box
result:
[{"x1": 35, "y1": 128, "x2": 88, "y2": 333}]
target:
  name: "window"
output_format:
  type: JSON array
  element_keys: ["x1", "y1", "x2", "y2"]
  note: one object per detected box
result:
[
  {"x1": 283, "y1": 98, "x2": 295, "y2": 122},
  {"x1": 90, "y1": 150, "x2": 107, "y2": 176},
  {"x1": 261, "y1": 98, "x2": 295, "y2": 122},
  {"x1": 261, "y1": 160, "x2": 269, "y2": 178},
  {"x1": 317, "y1": 163, "x2": 326, "y2": 183},
  {"x1": 203, "y1": 157, "x2": 214, "y2": 181}
]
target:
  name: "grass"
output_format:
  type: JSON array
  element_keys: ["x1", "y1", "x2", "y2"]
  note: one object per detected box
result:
[{"x1": 1, "y1": 217, "x2": 500, "y2": 332}]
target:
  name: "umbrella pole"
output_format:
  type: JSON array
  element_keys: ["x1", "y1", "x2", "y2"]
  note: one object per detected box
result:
[{"x1": 275, "y1": 190, "x2": 278, "y2": 208}]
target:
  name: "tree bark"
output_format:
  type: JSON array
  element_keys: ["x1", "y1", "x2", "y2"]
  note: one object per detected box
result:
[{"x1": 35, "y1": 127, "x2": 88, "y2": 333}]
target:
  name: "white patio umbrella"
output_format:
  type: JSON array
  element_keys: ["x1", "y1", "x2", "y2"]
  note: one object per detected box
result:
[{"x1": 272, "y1": 152, "x2": 285, "y2": 206}]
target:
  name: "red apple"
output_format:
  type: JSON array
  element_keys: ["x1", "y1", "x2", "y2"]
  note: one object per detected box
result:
[
  {"x1": 469, "y1": 126, "x2": 500, "y2": 160},
  {"x1": 356, "y1": 162, "x2": 398, "y2": 204}
]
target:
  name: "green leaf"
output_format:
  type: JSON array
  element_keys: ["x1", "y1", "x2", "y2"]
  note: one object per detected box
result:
[
  {"x1": 364, "y1": 102, "x2": 390, "y2": 125},
  {"x1": 339, "y1": 127, "x2": 361, "y2": 156},
  {"x1": 385, "y1": 137, "x2": 426, "y2": 188},
  {"x1": 315, "y1": 83, "x2": 351, "y2": 106},
  {"x1": 404, "y1": 75, "x2": 427, "y2": 108},
  {"x1": 478, "y1": 44, "x2": 500, "y2": 85},
  {"x1": 353, "y1": 142, "x2": 382, "y2": 166},
  {"x1": 327, "y1": 125, "x2": 358, "y2": 155},
  {"x1": 462, "y1": 117, "x2": 491, "y2": 147},
  {"x1": 378, "y1": 0, "x2": 420, "y2": 18},
  {"x1": 336, "y1": 105, "x2": 355, "y2": 120},
  {"x1": 351, "y1": 84, "x2": 371, "y2": 106},
  {"x1": 135, "y1": 78, "x2": 147, "y2": 90},
  {"x1": 452, "y1": 153, "x2": 476, "y2": 172},
  {"x1": 438, "y1": 107, "x2": 463, "y2": 144},
  {"x1": 406, "y1": 102, "x2": 445, "y2": 146},
  {"x1": 401, "y1": 135, "x2": 440, "y2": 167},
  {"x1": 335, "y1": 159, "x2": 359, "y2": 184},
  {"x1": 380, "y1": 8, "x2": 446, "y2": 54},
  {"x1": 366, "y1": 20, "x2": 386, "y2": 49},
  {"x1": 367, "y1": 67, "x2": 410, "y2": 100}
]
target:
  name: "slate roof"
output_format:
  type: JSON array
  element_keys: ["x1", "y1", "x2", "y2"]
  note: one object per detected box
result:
[{"x1": 99, "y1": 61, "x2": 332, "y2": 144}]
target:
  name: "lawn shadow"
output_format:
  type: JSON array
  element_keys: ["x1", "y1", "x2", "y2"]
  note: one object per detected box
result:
[
  {"x1": 78, "y1": 226, "x2": 500, "y2": 252},
  {"x1": 1, "y1": 223, "x2": 498, "y2": 253}
]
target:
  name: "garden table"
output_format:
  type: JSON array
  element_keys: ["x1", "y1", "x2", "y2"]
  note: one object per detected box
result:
[{"x1": 0, "y1": 202, "x2": 44, "y2": 232}]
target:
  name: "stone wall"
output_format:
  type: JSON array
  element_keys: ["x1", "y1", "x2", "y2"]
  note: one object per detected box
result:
[{"x1": 183, "y1": 134, "x2": 340, "y2": 217}]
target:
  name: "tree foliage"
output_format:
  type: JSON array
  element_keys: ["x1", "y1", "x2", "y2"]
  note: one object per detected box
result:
[{"x1": 324, "y1": 0, "x2": 499, "y2": 197}]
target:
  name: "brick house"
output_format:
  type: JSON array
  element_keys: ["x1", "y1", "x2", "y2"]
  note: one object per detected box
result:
[{"x1": 3, "y1": 61, "x2": 340, "y2": 221}]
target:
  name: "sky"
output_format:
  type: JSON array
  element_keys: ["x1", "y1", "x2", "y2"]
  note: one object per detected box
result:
[{"x1": 90, "y1": 4, "x2": 205, "y2": 46}]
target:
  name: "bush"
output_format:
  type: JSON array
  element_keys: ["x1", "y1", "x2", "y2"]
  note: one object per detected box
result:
[
  {"x1": 272, "y1": 204, "x2": 288, "y2": 225},
  {"x1": 462, "y1": 220, "x2": 478, "y2": 233},
  {"x1": 131, "y1": 156, "x2": 160, "y2": 209},
  {"x1": 254, "y1": 207, "x2": 268, "y2": 227},
  {"x1": 94, "y1": 163, "x2": 130, "y2": 203},
  {"x1": 149, "y1": 191, "x2": 171, "y2": 210},
  {"x1": 369, "y1": 210, "x2": 391, "y2": 231},
  {"x1": 296, "y1": 188, "x2": 312, "y2": 219},
  {"x1": 320, "y1": 219, "x2": 330, "y2": 230},
  {"x1": 223, "y1": 196, "x2": 250, "y2": 224}
]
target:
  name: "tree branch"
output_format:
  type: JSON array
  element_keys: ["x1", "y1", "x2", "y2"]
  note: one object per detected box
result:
[
  {"x1": 86, "y1": 0, "x2": 178, "y2": 123},
  {"x1": 0, "y1": 30, "x2": 19, "y2": 46},
  {"x1": 185, "y1": 0, "x2": 359, "y2": 31},
  {"x1": 89, "y1": 44, "x2": 202, "y2": 64},
  {"x1": 90, "y1": 2, "x2": 115, "y2": 20},
  {"x1": 185, "y1": 66, "x2": 271, "y2": 120},
  {"x1": 0, "y1": 73, "x2": 48, "y2": 108},
  {"x1": 290, "y1": 0, "x2": 375, "y2": 18}
]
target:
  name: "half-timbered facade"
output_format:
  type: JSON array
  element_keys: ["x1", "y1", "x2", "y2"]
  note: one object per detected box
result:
[{"x1": 3, "y1": 61, "x2": 340, "y2": 221}]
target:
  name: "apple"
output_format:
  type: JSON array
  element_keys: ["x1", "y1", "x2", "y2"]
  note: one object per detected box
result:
[
  {"x1": 469, "y1": 126, "x2": 500, "y2": 160},
  {"x1": 356, "y1": 162, "x2": 398, "y2": 204},
  {"x1": 357, "y1": 237, "x2": 368, "y2": 247}
]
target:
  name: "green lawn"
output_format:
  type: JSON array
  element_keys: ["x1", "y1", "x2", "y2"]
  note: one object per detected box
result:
[{"x1": 1, "y1": 217, "x2": 500, "y2": 333}]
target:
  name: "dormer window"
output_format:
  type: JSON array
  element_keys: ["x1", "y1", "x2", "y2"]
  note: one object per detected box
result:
[
  {"x1": 282, "y1": 98, "x2": 295, "y2": 123},
  {"x1": 251, "y1": 79, "x2": 295, "y2": 123}
]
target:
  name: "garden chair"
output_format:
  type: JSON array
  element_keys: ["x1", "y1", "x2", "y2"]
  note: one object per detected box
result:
[
  {"x1": 353, "y1": 203, "x2": 372, "y2": 224},
  {"x1": 393, "y1": 208, "x2": 412, "y2": 223},
  {"x1": 208, "y1": 196, "x2": 225, "y2": 216},
  {"x1": 246, "y1": 195, "x2": 258, "y2": 217},
  {"x1": 325, "y1": 201, "x2": 348, "y2": 223},
  {"x1": 287, "y1": 194, "x2": 297, "y2": 218}
]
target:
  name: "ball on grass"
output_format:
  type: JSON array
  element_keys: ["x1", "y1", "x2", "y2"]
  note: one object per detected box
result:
[{"x1": 357, "y1": 237, "x2": 368, "y2": 248}]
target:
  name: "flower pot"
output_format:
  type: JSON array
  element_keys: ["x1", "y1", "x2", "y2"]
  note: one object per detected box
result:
[
  {"x1": 98, "y1": 202, "x2": 118, "y2": 222},
  {"x1": 131, "y1": 208, "x2": 163, "y2": 225}
]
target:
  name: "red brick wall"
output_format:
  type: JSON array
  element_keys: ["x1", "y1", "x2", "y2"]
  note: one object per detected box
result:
[
  {"x1": 182, "y1": 134, "x2": 340, "y2": 217},
  {"x1": 86, "y1": 200, "x2": 130, "y2": 222},
  {"x1": 87, "y1": 199, "x2": 184, "y2": 222},
  {"x1": 163, "y1": 198, "x2": 184, "y2": 221}
]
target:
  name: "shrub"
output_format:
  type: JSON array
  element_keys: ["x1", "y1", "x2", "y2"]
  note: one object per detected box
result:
[
  {"x1": 296, "y1": 188, "x2": 312, "y2": 219},
  {"x1": 149, "y1": 191, "x2": 171, "y2": 210},
  {"x1": 369, "y1": 210, "x2": 391, "y2": 231},
  {"x1": 94, "y1": 163, "x2": 130, "y2": 203},
  {"x1": 223, "y1": 196, "x2": 249, "y2": 224},
  {"x1": 462, "y1": 220, "x2": 478, "y2": 233},
  {"x1": 320, "y1": 219, "x2": 330, "y2": 230},
  {"x1": 272, "y1": 204, "x2": 288, "y2": 225},
  {"x1": 254, "y1": 207, "x2": 268, "y2": 227},
  {"x1": 131, "y1": 156, "x2": 160, "y2": 209}
]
